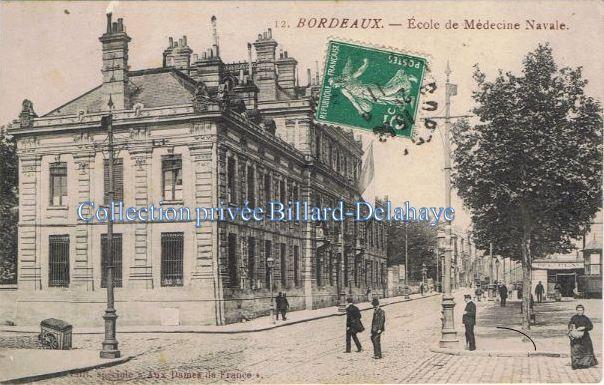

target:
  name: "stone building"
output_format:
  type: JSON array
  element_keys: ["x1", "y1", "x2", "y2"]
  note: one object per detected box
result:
[{"x1": 7, "y1": 14, "x2": 387, "y2": 326}]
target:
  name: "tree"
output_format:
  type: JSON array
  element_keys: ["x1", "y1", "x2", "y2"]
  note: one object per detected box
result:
[
  {"x1": 451, "y1": 44, "x2": 602, "y2": 332},
  {"x1": 0, "y1": 128, "x2": 18, "y2": 284},
  {"x1": 387, "y1": 221, "x2": 438, "y2": 282}
]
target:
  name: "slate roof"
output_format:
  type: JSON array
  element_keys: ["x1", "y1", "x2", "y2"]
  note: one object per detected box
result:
[{"x1": 44, "y1": 68, "x2": 198, "y2": 117}]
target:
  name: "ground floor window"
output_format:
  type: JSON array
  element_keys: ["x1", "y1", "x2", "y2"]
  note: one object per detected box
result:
[
  {"x1": 49, "y1": 235, "x2": 69, "y2": 287},
  {"x1": 161, "y1": 232, "x2": 184, "y2": 286},
  {"x1": 227, "y1": 233, "x2": 238, "y2": 288},
  {"x1": 101, "y1": 233, "x2": 122, "y2": 288}
]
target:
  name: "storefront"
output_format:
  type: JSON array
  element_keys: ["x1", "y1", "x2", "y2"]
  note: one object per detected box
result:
[{"x1": 532, "y1": 254, "x2": 584, "y2": 298}]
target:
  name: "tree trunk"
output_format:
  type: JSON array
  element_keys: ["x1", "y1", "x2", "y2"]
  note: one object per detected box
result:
[{"x1": 521, "y1": 234, "x2": 531, "y2": 333}]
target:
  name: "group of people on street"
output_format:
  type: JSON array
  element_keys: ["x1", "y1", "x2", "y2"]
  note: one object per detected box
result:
[
  {"x1": 463, "y1": 287, "x2": 598, "y2": 370},
  {"x1": 345, "y1": 297, "x2": 386, "y2": 359}
]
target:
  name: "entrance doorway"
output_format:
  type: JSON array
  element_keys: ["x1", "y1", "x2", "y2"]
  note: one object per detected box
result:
[{"x1": 557, "y1": 273, "x2": 576, "y2": 297}]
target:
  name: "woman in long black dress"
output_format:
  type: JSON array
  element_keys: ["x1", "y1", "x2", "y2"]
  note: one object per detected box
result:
[{"x1": 568, "y1": 304, "x2": 598, "y2": 369}]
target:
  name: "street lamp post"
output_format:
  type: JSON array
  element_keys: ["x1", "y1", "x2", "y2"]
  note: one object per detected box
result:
[
  {"x1": 267, "y1": 257, "x2": 275, "y2": 324},
  {"x1": 439, "y1": 62, "x2": 459, "y2": 348},
  {"x1": 404, "y1": 221, "x2": 410, "y2": 299},
  {"x1": 100, "y1": 112, "x2": 120, "y2": 359}
]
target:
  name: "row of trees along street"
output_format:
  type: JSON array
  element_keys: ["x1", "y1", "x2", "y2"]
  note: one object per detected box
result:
[
  {"x1": 0, "y1": 129, "x2": 18, "y2": 284},
  {"x1": 451, "y1": 44, "x2": 602, "y2": 333}
]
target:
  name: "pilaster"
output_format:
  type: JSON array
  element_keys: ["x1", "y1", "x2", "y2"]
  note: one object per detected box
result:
[
  {"x1": 72, "y1": 146, "x2": 95, "y2": 290},
  {"x1": 17, "y1": 150, "x2": 42, "y2": 290},
  {"x1": 128, "y1": 144, "x2": 154, "y2": 289}
]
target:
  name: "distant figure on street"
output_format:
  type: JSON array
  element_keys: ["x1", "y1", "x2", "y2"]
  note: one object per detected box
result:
[
  {"x1": 535, "y1": 281, "x2": 545, "y2": 303},
  {"x1": 345, "y1": 297, "x2": 364, "y2": 353},
  {"x1": 280, "y1": 293, "x2": 289, "y2": 320},
  {"x1": 370, "y1": 298, "x2": 385, "y2": 359},
  {"x1": 499, "y1": 284, "x2": 508, "y2": 307},
  {"x1": 568, "y1": 304, "x2": 598, "y2": 370},
  {"x1": 554, "y1": 282, "x2": 562, "y2": 301},
  {"x1": 474, "y1": 286, "x2": 483, "y2": 302},
  {"x1": 463, "y1": 294, "x2": 476, "y2": 351},
  {"x1": 275, "y1": 292, "x2": 288, "y2": 321}
]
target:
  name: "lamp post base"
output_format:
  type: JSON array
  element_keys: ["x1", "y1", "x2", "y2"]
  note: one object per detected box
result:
[
  {"x1": 439, "y1": 330, "x2": 460, "y2": 349},
  {"x1": 439, "y1": 294, "x2": 458, "y2": 349},
  {"x1": 403, "y1": 285, "x2": 410, "y2": 299},
  {"x1": 100, "y1": 310, "x2": 120, "y2": 359},
  {"x1": 338, "y1": 291, "x2": 347, "y2": 312}
]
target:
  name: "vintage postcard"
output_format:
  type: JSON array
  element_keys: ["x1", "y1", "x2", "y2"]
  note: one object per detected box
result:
[{"x1": 0, "y1": 1, "x2": 602, "y2": 384}]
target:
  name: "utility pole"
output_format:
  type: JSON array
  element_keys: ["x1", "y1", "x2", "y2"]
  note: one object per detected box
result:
[{"x1": 100, "y1": 100, "x2": 120, "y2": 359}]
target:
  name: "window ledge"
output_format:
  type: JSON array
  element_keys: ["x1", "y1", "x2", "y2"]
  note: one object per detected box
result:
[
  {"x1": 160, "y1": 200, "x2": 184, "y2": 206},
  {"x1": 47, "y1": 206, "x2": 68, "y2": 211}
]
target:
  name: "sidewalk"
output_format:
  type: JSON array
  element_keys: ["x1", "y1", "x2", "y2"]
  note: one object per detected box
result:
[
  {"x1": 1, "y1": 292, "x2": 437, "y2": 335},
  {"x1": 0, "y1": 349, "x2": 132, "y2": 384},
  {"x1": 433, "y1": 289, "x2": 602, "y2": 357}
]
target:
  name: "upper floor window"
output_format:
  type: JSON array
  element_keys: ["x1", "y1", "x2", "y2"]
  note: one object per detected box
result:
[
  {"x1": 264, "y1": 173, "x2": 272, "y2": 203},
  {"x1": 103, "y1": 159, "x2": 123, "y2": 204},
  {"x1": 246, "y1": 165, "x2": 255, "y2": 208},
  {"x1": 49, "y1": 162, "x2": 67, "y2": 206},
  {"x1": 162, "y1": 155, "x2": 183, "y2": 201},
  {"x1": 227, "y1": 157, "x2": 237, "y2": 204},
  {"x1": 279, "y1": 179, "x2": 287, "y2": 203}
]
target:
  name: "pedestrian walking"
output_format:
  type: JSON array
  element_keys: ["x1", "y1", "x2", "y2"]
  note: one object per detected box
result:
[
  {"x1": 499, "y1": 284, "x2": 508, "y2": 307},
  {"x1": 568, "y1": 304, "x2": 598, "y2": 369},
  {"x1": 370, "y1": 298, "x2": 385, "y2": 359},
  {"x1": 474, "y1": 286, "x2": 483, "y2": 302},
  {"x1": 278, "y1": 293, "x2": 289, "y2": 320},
  {"x1": 345, "y1": 297, "x2": 363, "y2": 353},
  {"x1": 535, "y1": 281, "x2": 545, "y2": 303},
  {"x1": 275, "y1": 292, "x2": 284, "y2": 321},
  {"x1": 462, "y1": 294, "x2": 476, "y2": 351}
]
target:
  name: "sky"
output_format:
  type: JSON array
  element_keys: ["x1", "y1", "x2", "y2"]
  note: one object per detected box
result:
[{"x1": 1, "y1": 1, "x2": 602, "y2": 241}]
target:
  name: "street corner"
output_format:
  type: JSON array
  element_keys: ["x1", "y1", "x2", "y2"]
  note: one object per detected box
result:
[{"x1": 0, "y1": 349, "x2": 133, "y2": 384}]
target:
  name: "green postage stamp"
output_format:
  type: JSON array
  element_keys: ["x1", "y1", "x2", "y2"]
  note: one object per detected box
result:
[{"x1": 316, "y1": 40, "x2": 428, "y2": 138}]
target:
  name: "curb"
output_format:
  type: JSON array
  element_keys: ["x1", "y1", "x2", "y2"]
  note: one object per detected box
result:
[
  {"x1": 0, "y1": 355, "x2": 134, "y2": 384},
  {"x1": 430, "y1": 347, "x2": 568, "y2": 358},
  {"x1": 0, "y1": 293, "x2": 438, "y2": 335}
]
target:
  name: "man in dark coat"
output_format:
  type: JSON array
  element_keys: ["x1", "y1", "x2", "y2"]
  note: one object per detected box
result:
[
  {"x1": 278, "y1": 293, "x2": 289, "y2": 320},
  {"x1": 499, "y1": 284, "x2": 508, "y2": 307},
  {"x1": 463, "y1": 294, "x2": 476, "y2": 351},
  {"x1": 535, "y1": 281, "x2": 545, "y2": 303},
  {"x1": 275, "y1": 292, "x2": 284, "y2": 320},
  {"x1": 370, "y1": 298, "x2": 385, "y2": 359},
  {"x1": 345, "y1": 297, "x2": 363, "y2": 353}
]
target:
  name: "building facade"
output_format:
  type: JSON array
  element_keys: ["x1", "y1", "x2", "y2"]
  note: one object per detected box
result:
[{"x1": 7, "y1": 15, "x2": 387, "y2": 326}]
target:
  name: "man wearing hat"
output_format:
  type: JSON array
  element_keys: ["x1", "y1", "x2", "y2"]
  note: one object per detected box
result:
[
  {"x1": 345, "y1": 297, "x2": 363, "y2": 353},
  {"x1": 371, "y1": 298, "x2": 386, "y2": 359},
  {"x1": 463, "y1": 294, "x2": 476, "y2": 351}
]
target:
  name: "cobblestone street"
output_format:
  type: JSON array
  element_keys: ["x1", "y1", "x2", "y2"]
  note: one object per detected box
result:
[{"x1": 1, "y1": 294, "x2": 601, "y2": 383}]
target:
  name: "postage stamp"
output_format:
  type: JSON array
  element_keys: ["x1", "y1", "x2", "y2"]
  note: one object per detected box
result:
[{"x1": 316, "y1": 40, "x2": 428, "y2": 138}]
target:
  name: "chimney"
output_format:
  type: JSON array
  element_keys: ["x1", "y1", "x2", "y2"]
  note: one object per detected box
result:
[
  {"x1": 247, "y1": 43, "x2": 253, "y2": 82},
  {"x1": 99, "y1": 13, "x2": 131, "y2": 110},
  {"x1": 253, "y1": 28, "x2": 278, "y2": 102},
  {"x1": 211, "y1": 16, "x2": 220, "y2": 58},
  {"x1": 276, "y1": 49, "x2": 297, "y2": 94},
  {"x1": 190, "y1": 18, "x2": 223, "y2": 87},
  {"x1": 163, "y1": 35, "x2": 193, "y2": 74}
]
